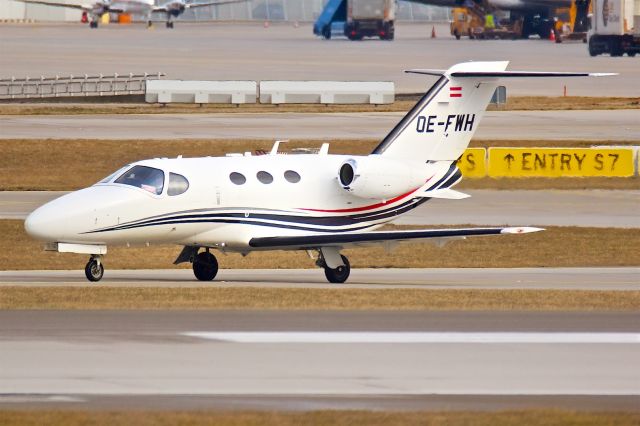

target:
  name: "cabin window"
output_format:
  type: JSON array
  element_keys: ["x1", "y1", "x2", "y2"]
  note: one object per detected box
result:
[
  {"x1": 257, "y1": 171, "x2": 273, "y2": 184},
  {"x1": 168, "y1": 173, "x2": 189, "y2": 196},
  {"x1": 229, "y1": 172, "x2": 246, "y2": 185},
  {"x1": 284, "y1": 170, "x2": 301, "y2": 183},
  {"x1": 115, "y1": 165, "x2": 165, "y2": 195}
]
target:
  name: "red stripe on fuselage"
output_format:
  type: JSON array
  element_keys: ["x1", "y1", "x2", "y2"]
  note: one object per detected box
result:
[
  {"x1": 299, "y1": 175, "x2": 435, "y2": 214},
  {"x1": 299, "y1": 188, "x2": 418, "y2": 213}
]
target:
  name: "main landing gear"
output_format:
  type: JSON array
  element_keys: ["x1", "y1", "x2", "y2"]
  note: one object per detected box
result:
[
  {"x1": 85, "y1": 255, "x2": 104, "y2": 282},
  {"x1": 192, "y1": 249, "x2": 218, "y2": 281},
  {"x1": 322, "y1": 255, "x2": 351, "y2": 283},
  {"x1": 317, "y1": 248, "x2": 351, "y2": 284}
]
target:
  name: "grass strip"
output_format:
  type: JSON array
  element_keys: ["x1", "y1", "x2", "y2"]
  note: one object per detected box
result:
[
  {"x1": 2, "y1": 287, "x2": 638, "y2": 311},
  {"x1": 2, "y1": 222, "x2": 639, "y2": 270},
  {"x1": 0, "y1": 96, "x2": 638, "y2": 115},
  {"x1": 1, "y1": 139, "x2": 637, "y2": 191},
  {"x1": 1, "y1": 410, "x2": 639, "y2": 426}
]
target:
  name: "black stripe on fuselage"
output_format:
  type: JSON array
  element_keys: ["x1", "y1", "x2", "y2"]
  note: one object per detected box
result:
[{"x1": 83, "y1": 197, "x2": 432, "y2": 235}]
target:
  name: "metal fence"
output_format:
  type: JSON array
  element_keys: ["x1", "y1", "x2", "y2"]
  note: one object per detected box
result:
[{"x1": 0, "y1": 72, "x2": 164, "y2": 99}]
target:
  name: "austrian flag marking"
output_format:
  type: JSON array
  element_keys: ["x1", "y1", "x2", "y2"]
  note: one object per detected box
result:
[{"x1": 450, "y1": 86, "x2": 462, "y2": 98}]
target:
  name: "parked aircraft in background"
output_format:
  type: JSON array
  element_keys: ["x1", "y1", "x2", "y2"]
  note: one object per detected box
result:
[
  {"x1": 25, "y1": 62, "x2": 610, "y2": 284},
  {"x1": 15, "y1": 0, "x2": 248, "y2": 28}
]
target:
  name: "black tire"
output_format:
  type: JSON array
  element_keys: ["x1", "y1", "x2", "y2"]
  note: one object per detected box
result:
[
  {"x1": 193, "y1": 251, "x2": 218, "y2": 281},
  {"x1": 323, "y1": 255, "x2": 350, "y2": 284},
  {"x1": 85, "y1": 259, "x2": 104, "y2": 282},
  {"x1": 628, "y1": 52, "x2": 637, "y2": 57},
  {"x1": 588, "y1": 37, "x2": 599, "y2": 56},
  {"x1": 454, "y1": 29, "x2": 460, "y2": 40},
  {"x1": 323, "y1": 26, "x2": 331, "y2": 40}
]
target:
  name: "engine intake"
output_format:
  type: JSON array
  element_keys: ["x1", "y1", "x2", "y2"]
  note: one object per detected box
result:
[{"x1": 337, "y1": 156, "x2": 427, "y2": 200}]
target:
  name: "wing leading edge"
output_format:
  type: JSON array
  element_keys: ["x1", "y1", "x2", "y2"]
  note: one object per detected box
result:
[{"x1": 249, "y1": 226, "x2": 544, "y2": 250}]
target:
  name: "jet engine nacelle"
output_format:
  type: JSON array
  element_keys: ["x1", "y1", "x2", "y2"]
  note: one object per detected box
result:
[{"x1": 337, "y1": 156, "x2": 427, "y2": 200}]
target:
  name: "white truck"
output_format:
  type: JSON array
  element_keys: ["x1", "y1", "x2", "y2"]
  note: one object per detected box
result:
[
  {"x1": 344, "y1": 0, "x2": 395, "y2": 40},
  {"x1": 588, "y1": 0, "x2": 640, "y2": 56}
]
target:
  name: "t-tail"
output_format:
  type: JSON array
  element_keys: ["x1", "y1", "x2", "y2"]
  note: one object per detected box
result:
[{"x1": 371, "y1": 61, "x2": 614, "y2": 163}]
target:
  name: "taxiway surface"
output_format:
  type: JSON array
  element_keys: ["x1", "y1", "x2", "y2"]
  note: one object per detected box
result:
[
  {"x1": 1, "y1": 23, "x2": 639, "y2": 97},
  {"x1": 2, "y1": 110, "x2": 639, "y2": 140},
  {"x1": 3, "y1": 190, "x2": 639, "y2": 227},
  {"x1": 1, "y1": 311, "x2": 638, "y2": 411},
  {"x1": 1, "y1": 267, "x2": 638, "y2": 290}
]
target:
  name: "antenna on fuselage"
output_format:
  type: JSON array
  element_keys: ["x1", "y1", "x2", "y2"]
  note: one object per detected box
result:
[{"x1": 270, "y1": 139, "x2": 289, "y2": 155}]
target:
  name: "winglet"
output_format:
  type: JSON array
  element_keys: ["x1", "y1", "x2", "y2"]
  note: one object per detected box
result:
[{"x1": 500, "y1": 227, "x2": 545, "y2": 234}]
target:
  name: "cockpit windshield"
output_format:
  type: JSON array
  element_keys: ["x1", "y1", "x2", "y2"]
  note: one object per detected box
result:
[
  {"x1": 97, "y1": 166, "x2": 129, "y2": 184},
  {"x1": 114, "y1": 165, "x2": 165, "y2": 195}
]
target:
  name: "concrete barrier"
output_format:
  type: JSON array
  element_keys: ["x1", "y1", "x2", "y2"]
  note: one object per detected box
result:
[
  {"x1": 145, "y1": 80, "x2": 257, "y2": 104},
  {"x1": 259, "y1": 81, "x2": 394, "y2": 104}
]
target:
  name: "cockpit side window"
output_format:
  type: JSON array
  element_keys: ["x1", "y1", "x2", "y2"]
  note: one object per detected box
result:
[
  {"x1": 114, "y1": 165, "x2": 165, "y2": 195},
  {"x1": 168, "y1": 173, "x2": 189, "y2": 196}
]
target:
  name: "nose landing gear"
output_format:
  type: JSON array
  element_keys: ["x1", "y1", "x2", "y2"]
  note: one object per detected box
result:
[
  {"x1": 192, "y1": 249, "x2": 218, "y2": 281},
  {"x1": 85, "y1": 255, "x2": 104, "y2": 282}
]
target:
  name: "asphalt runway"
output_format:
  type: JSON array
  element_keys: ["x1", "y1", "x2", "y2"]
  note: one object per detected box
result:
[
  {"x1": 1, "y1": 267, "x2": 638, "y2": 290},
  {"x1": 1, "y1": 310, "x2": 638, "y2": 411},
  {"x1": 1, "y1": 23, "x2": 638, "y2": 97},
  {"x1": 3, "y1": 190, "x2": 638, "y2": 228},
  {"x1": 2, "y1": 110, "x2": 639, "y2": 140}
]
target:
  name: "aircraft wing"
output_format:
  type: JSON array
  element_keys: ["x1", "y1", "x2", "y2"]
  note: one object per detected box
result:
[
  {"x1": 15, "y1": 0, "x2": 91, "y2": 10},
  {"x1": 153, "y1": 0, "x2": 246, "y2": 12},
  {"x1": 248, "y1": 226, "x2": 543, "y2": 250},
  {"x1": 184, "y1": 0, "x2": 248, "y2": 9}
]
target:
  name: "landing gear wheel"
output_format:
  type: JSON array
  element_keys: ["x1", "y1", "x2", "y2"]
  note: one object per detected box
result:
[
  {"x1": 323, "y1": 255, "x2": 350, "y2": 284},
  {"x1": 85, "y1": 258, "x2": 104, "y2": 282},
  {"x1": 193, "y1": 251, "x2": 218, "y2": 281}
]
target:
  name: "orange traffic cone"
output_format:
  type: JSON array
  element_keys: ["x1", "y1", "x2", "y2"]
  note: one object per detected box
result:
[
  {"x1": 549, "y1": 28, "x2": 556, "y2": 42},
  {"x1": 431, "y1": 26, "x2": 436, "y2": 38},
  {"x1": 264, "y1": 21, "x2": 270, "y2": 28}
]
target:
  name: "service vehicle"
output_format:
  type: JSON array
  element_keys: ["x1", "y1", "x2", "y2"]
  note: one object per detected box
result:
[
  {"x1": 345, "y1": 0, "x2": 395, "y2": 40},
  {"x1": 588, "y1": 0, "x2": 640, "y2": 56}
]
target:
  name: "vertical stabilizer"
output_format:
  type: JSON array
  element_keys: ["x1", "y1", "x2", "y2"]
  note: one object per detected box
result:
[{"x1": 372, "y1": 61, "x2": 508, "y2": 162}]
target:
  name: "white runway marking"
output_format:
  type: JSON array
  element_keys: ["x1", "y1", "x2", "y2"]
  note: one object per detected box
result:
[{"x1": 183, "y1": 332, "x2": 640, "y2": 344}]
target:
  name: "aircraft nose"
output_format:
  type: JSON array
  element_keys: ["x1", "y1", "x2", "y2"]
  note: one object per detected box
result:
[{"x1": 24, "y1": 205, "x2": 57, "y2": 241}]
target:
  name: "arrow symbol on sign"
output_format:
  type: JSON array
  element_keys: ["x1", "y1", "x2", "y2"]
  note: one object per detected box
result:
[{"x1": 504, "y1": 153, "x2": 515, "y2": 170}]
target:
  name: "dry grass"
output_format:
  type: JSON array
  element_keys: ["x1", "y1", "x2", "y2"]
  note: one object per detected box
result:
[
  {"x1": 2, "y1": 221, "x2": 639, "y2": 271},
  {"x1": 1, "y1": 287, "x2": 638, "y2": 311},
  {"x1": 1, "y1": 138, "x2": 637, "y2": 191},
  {"x1": 1, "y1": 410, "x2": 640, "y2": 426},
  {"x1": 0, "y1": 96, "x2": 638, "y2": 115}
]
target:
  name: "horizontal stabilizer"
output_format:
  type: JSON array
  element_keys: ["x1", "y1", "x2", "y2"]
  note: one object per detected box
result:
[
  {"x1": 418, "y1": 188, "x2": 470, "y2": 200},
  {"x1": 249, "y1": 226, "x2": 544, "y2": 250},
  {"x1": 405, "y1": 69, "x2": 616, "y2": 78}
]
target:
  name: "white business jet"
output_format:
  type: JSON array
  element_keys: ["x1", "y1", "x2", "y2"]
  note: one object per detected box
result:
[
  {"x1": 25, "y1": 61, "x2": 609, "y2": 283},
  {"x1": 16, "y1": 0, "x2": 247, "y2": 28}
]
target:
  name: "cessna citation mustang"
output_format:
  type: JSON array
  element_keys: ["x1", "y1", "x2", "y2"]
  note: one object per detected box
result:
[
  {"x1": 17, "y1": 0, "x2": 247, "y2": 28},
  {"x1": 25, "y1": 62, "x2": 610, "y2": 284}
]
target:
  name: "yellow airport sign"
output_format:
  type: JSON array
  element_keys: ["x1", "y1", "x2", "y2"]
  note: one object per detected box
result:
[
  {"x1": 457, "y1": 148, "x2": 487, "y2": 178},
  {"x1": 488, "y1": 148, "x2": 635, "y2": 178}
]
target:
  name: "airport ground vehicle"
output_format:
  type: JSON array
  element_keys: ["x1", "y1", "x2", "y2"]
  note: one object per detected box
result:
[
  {"x1": 345, "y1": 0, "x2": 395, "y2": 40},
  {"x1": 450, "y1": 7, "x2": 523, "y2": 39},
  {"x1": 314, "y1": 0, "x2": 394, "y2": 40},
  {"x1": 552, "y1": 1, "x2": 590, "y2": 42},
  {"x1": 588, "y1": 0, "x2": 640, "y2": 56}
]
